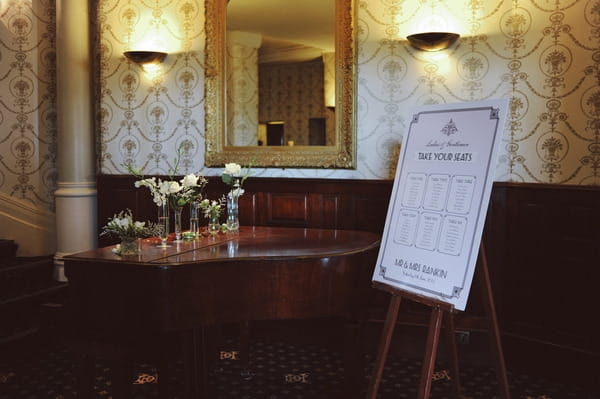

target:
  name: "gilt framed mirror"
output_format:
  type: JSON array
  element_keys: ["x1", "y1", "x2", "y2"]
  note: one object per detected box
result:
[{"x1": 204, "y1": 0, "x2": 356, "y2": 168}]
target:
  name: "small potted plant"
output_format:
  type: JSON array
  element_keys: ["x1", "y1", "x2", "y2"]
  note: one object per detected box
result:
[
  {"x1": 100, "y1": 209, "x2": 159, "y2": 255},
  {"x1": 199, "y1": 197, "x2": 226, "y2": 235}
]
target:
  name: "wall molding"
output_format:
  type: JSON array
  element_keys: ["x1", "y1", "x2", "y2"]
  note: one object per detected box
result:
[
  {"x1": 0, "y1": 192, "x2": 55, "y2": 233},
  {"x1": 0, "y1": 192, "x2": 56, "y2": 256}
]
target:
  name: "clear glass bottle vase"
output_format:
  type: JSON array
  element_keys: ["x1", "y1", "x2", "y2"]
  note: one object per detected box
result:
[
  {"x1": 119, "y1": 237, "x2": 139, "y2": 256},
  {"x1": 226, "y1": 179, "x2": 241, "y2": 231},
  {"x1": 158, "y1": 202, "x2": 170, "y2": 247},
  {"x1": 173, "y1": 205, "x2": 183, "y2": 241},
  {"x1": 208, "y1": 213, "x2": 220, "y2": 236},
  {"x1": 189, "y1": 200, "x2": 200, "y2": 238}
]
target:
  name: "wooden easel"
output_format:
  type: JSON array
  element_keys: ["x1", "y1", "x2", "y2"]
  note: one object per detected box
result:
[{"x1": 365, "y1": 245, "x2": 511, "y2": 399}]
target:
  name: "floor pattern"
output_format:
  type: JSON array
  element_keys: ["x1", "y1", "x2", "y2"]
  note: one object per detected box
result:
[{"x1": 1, "y1": 336, "x2": 598, "y2": 399}]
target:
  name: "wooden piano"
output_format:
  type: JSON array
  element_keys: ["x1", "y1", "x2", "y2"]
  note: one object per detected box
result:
[{"x1": 65, "y1": 226, "x2": 380, "y2": 399}]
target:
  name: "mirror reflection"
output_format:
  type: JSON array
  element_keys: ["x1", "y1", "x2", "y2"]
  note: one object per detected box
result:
[
  {"x1": 226, "y1": 0, "x2": 335, "y2": 147},
  {"x1": 204, "y1": 0, "x2": 356, "y2": 168}
]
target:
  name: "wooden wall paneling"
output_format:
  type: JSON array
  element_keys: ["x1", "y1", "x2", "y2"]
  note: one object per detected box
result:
[
  {"x1": 500, "y1": 184, "x2": 599, "y2": 357},
  {"x1": 265, "y1": 193, "x2": 310, "y2": 226},
  {"x1": 478, "y1": 183, "x2": 508, "y2": 322},
  {"x1": 503, "y1": 187, "x2": 548, "y2": 339},
  {"x1": 95, "y1": 175, "x2": 600, "y2": 379},
  {"x1": 239, "y1": 192, "x2": 259, "y2": 227},
  {"x1": 497, "y1": 183, "x2": 599, "y2": 390},
  {"x1": 320, "y1": 194, "x2": 342, "y2": 229}
]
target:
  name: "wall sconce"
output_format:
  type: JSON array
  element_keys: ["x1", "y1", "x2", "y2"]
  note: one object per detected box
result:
[
  {"x1": 406, "y1": 32, "x2": 460, "y2": 52},
  {"x1": 123, "y1": 50, "x2": 167, "y2": 67}
]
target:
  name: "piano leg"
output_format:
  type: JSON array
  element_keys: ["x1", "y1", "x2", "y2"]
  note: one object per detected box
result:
[
  {"x1": 183, "y1": 329, "x2": 200, "y2": 398},
  {"x1": 239, "y1": 320, "x2": 252, "y2": 378},
  {"x1": 75, "y1": 351, "x2": 95, "y2": 399},
  {"x1": 182, "y1": 327, "x2": 213, "y2": 399},
  {"x1": 341, "y1": 318, "x2": 365, "y2": 399},
  {"x1": 110, "y1": 356, "x2": 133, "y2": 399},
  {"x1": 157, "y1": 349, "x2": 171, "y2": 399}
]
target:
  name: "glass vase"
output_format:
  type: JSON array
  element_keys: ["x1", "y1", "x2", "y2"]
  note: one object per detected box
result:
[
  {"x1": 226, "y1": 179, "x2": 241, "y2": 231},
  {"x1": 119, "y1": 237, "x2": 139, "y2": 256},
  {"x1": 189, "y1": 200, "x2": 200, "y2": 239},
  {"x1": 208, "y1": 213, "x2": 220, "y2": 236},
  {"x1": 173, "y1": 205, "x2": 183, "y2": 241},
  {"x1": 158, "y1": 202, "x2": 170, "y2": 247}
]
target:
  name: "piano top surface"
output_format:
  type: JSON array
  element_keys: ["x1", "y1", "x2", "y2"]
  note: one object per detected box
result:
[
  {"x1": 65, "y1": 225, "x2": 381, "y2": 266},
  {"x1": 64, "y1": 225, "x2": 382, "y2": 328}
]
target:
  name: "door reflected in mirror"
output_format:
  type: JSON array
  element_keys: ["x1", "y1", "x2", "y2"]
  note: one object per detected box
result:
[{"x1": 205, "y1": 0, "x2": 356, "y2": 168}]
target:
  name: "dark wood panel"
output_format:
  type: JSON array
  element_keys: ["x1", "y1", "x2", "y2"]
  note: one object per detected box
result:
[
  {"x1": 266, "y1": 193, "x2": 309, "y2": 225},
  {"x1": 501, "y1": 183, "x2": 600, "y2": 357},
  {"x1": 97, "y1": 175, "x2": 393, "y2": 238},
  {"x1": 96, "y1": 175, "x2": 599, "y2": 384}
]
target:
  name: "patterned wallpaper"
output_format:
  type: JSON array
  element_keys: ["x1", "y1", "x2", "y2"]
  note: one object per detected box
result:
[
  {"x1": 0, "y1": 0, "x2": 56, "y2": 211},
  {"x1": 96, "y1": 0, "x2": 600, "y2": 184},
  {"x1": 356, "y1": 0, "x2": 600, "y2": 183},
  {"x1": 258, "y1": 60, "x2": 331, "y2": 146},
  {"x1": 1, "y1": 0, "x2": 599, "y2": 216},
  {"x1": 226, "y1": 32, "x2": 260, "y2": 146},
  {"x1": 97, "y1": 0, "x2": 205, "y2": 176}
]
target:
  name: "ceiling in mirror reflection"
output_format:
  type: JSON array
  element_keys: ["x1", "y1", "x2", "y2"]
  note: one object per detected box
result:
[{"x1": 227, "y1": 0, "x2": 335, "y2": 64}]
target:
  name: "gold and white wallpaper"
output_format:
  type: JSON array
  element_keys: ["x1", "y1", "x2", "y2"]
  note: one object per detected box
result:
[
  {"x1": 0, "y1": 0, "x2": 56, "y2": 211},
  {"x1": 1, "y1": 0, "x2": 600, "y2": 220},
  {"x1": 258, "y1": 60, "x2": 330, "y2": 146},
  {"x1": 356, "y1": 0, "x2": 600, "y2": 183},
  {"x1": 97, "y1": 0, "x2": 206, "y2": 175},
  {"x1": 95, "y1": 0, "x2": 600, "y2": 184}
]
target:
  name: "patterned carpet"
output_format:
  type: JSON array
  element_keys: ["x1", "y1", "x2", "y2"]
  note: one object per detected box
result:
[{"x1": 1, "y1": 326, "x2": 598, "y2": 399}]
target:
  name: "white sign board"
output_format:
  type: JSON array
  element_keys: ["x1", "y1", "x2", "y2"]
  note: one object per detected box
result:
[{"x1": 372, "y1": 99, "x2": 508, "y2": 311}]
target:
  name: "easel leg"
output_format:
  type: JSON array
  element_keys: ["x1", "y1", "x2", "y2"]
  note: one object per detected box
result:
[
  {"x1": 444, "y1": 311, "x2": 462, "y2": 398},
  {"x1": 478, "y1": 246, "x2": 511, "y2": 399},
  {"x1": 365, "y1": 294, "x2": 402, "y2": 399},
  {"x1": 418, "y1": 306, "x2": 443, "y2": 399}
]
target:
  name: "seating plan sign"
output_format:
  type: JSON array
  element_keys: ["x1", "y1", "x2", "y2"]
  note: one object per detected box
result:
[{"x1": 372, "y1": 99, "x2": 508, "y2": 311}]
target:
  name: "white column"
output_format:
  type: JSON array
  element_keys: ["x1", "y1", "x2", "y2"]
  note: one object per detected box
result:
[
  {"x1": 322, "y1": 52, "x2": 336, "y2": 145},
  {"x1": 322, "y1": 52, "x2": 335, "y2": 108},
  {"x1": 226, "y1": 31, "x2": 262, "y2": 146},
  {"x1": 54, "y1": 0, "x2": 97, "y2": 281}
]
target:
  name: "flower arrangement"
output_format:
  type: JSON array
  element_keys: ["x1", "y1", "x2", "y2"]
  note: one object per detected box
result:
[
  {"x1": 134, "y1": 173, "x2": 207, "y2": 208},
  {"x1": 199, "y1": 196, "x2": 227, "y2": 235},
  {"x1": 198, "y1": 197, "x2": 226, "y2": 219},
  {"x1": 100, "y1": 209, "x2": 159, "y2": 240},
  {"x1": 128, "y1": 145, "x2": 208, "y2": 208},
  {"x1": 221, "y1": 162, "x2": 251, "y2": 197}
]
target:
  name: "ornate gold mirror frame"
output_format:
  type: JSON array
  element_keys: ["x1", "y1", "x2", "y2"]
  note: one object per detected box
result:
[{"x1": 204, "y1": 0, "x2": 356, "y2": 168}]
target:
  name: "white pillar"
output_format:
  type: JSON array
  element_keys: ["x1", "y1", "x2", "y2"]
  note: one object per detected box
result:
[
  {"x1": 322, "y1": 52, "x2": 335, "y2": 108},
  {"x1": 226, "y1": 31, "x2": 262, "y2": 146},
  {"x1": 54, "y1": 0, "x2": 97, "y2": 281}
]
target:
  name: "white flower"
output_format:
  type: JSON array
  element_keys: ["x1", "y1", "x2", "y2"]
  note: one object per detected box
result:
[
  {"x1": 229, "y1": 187, "x2": 245, "y2": 198},
  {"x1": 134, "y1": 170, "x2": 207, "y2": 208},
  {"x1": 169, "y1": 181, "x2": 182, "y2": 194},
  {"x1": 181, "y1": 173, "x2": 199, "y2": 188},
  {"x1": 224, "y1": 163, "x2": 242, "y2": 177},
  {"x1": 152, "y1": 193, "x2": 163, "y2": 206},
  {"x1": 100, "y1": 209, "x2": 158, "y2": 240},
  {"x1": 158, "y1": 180, "x2": 179, "y2": 196}
]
